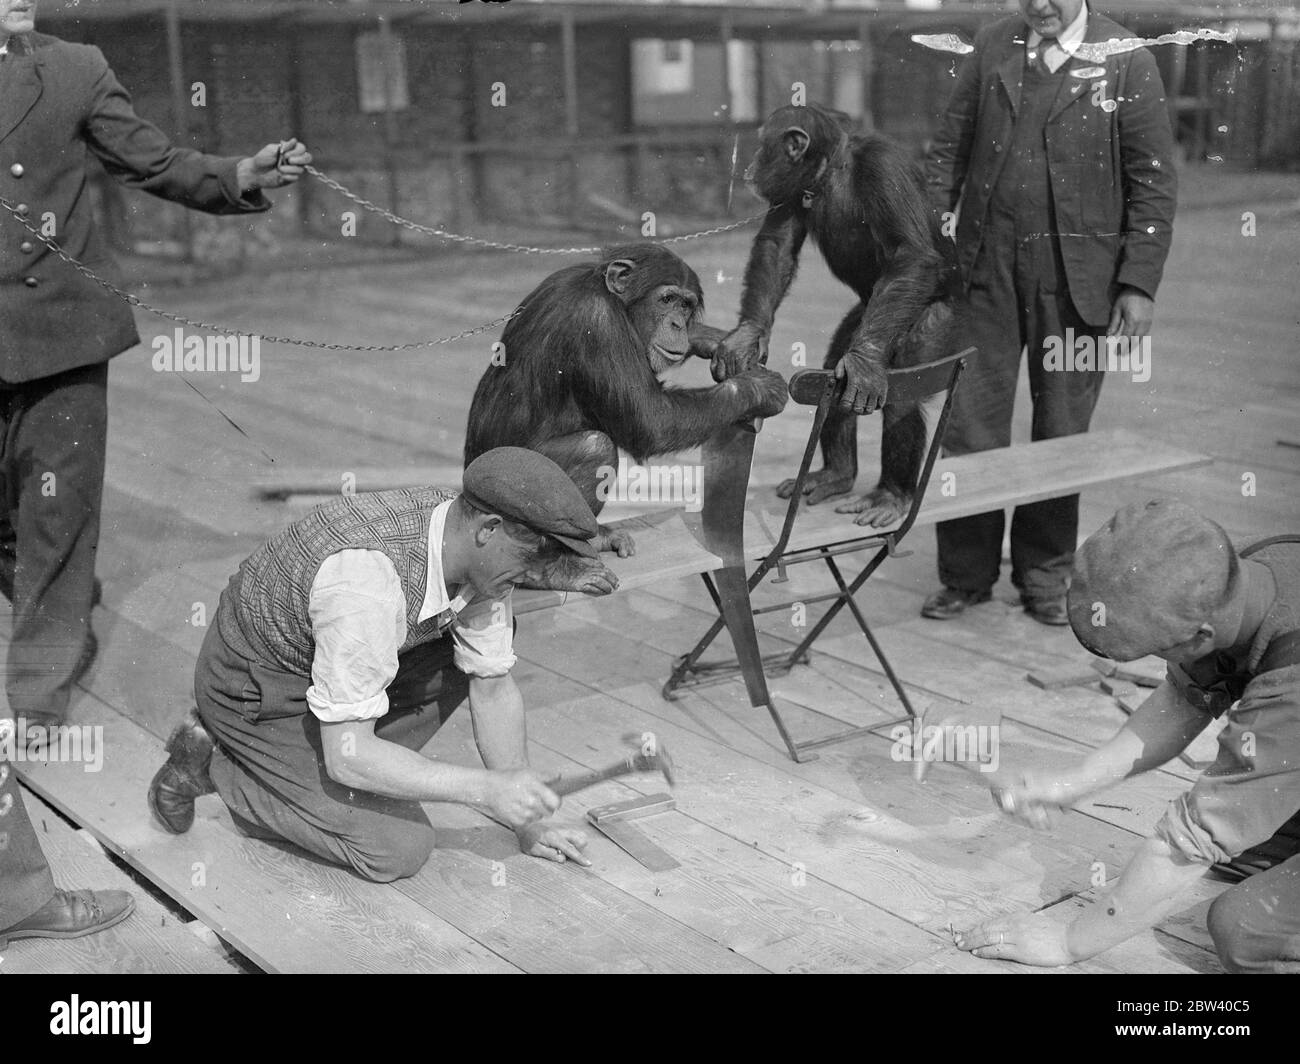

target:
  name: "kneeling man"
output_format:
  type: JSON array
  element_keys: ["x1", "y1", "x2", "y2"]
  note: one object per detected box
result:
[{"x1": 148, "y1": 448, "x2": 605, "y2": 880}]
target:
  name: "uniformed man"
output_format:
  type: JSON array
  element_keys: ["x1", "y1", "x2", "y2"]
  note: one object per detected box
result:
[
  {"x1": 0, "y1": 0, "x2": 311, "y2": 731},
  {"x1": 148, "y1": 449, "x2": 609, "y2": 881},
  {"x1": 1, "y1": 0, "x2": 309, "y2": 949},
  {"x1": 956, "y1": 501, "x2": 1300, "y2": 972}
]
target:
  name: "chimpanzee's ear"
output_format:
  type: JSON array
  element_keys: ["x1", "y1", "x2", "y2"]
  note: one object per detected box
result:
[
  {"x1": 604, "y1": 259, "x2": 636, "y2": 297},
  {"x1": 782, "y1": 126, "x2": 811, "y2": 163}
]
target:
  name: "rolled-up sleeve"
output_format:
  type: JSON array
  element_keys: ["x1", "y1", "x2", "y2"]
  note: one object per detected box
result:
[
  {"x1": 305, "y1": 550, "x2": 406, "y2": 724},
  {"x1": 1155, "y1": 667, "x2": 1300, "y2": 864},
  {"x1": 451, "y1": 591, "x2": 516, "y2": 678}
]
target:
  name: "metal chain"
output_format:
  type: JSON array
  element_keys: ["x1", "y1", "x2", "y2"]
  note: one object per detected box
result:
[
  {"x1": 1, "y1": 166, "x2": 765, "y2": 350},
  {"x1": 0, "y1": 196, "x2": 519, "y2": 351},
  {"x1": 303, "y1": 164, "x2": 766, "y2": 253}
]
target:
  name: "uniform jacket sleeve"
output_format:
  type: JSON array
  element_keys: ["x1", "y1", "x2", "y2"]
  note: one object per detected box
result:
[{"x1": 81, "y1": 45, "x2": 268, "y2": 216}]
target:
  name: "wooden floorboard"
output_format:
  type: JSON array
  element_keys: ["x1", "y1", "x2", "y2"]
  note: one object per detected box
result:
[{"x1": 0, "y1": 789, "x2": 237, "y2": 975}]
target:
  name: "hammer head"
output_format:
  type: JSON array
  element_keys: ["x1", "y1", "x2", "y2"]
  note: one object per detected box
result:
[{"x1": 623, "y1": 733, "x2": 677, "y2": 789}]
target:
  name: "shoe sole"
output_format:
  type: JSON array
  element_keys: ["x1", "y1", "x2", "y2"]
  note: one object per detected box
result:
[
  {"x1": 921, "y1": 593, "x2": 992, "y2": 620},
  {"x1": 147, "y1": 771, "x2": 195, "y2": 835},
  {"x1": 0, "y1": 895, "x2": 135, "y2": 950}
]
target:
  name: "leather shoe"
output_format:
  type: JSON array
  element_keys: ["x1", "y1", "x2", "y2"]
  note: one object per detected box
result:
[
  {"x1": 0, "y1": 889, "x2": 134, "y2": 949},
  {"x1": 148, "y1": 709, "x2": 216, "y2": 834},
  {"x1": 921, "y1": 586, "x2": 992, "y2": 620},
  {"x1": 1023, "y1": 596, "x2": 1069, "y2": 626}
]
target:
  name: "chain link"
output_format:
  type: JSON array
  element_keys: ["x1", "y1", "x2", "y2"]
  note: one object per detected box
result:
[{"x1": 2, "y1": 168, "x2": 765, "y2": 351}]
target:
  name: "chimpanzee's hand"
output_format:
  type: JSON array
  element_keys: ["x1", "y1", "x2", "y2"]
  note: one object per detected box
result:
[
  {"x1": 712, "y1": 322, "x2": 769, "y2": 382},
  {"x1": 837, "y1": 346, "x2": 889, "y2": 414},
  {"x1": 522, "y1": 553, "x2": 620, "y2": 595},
  {"x1": 735, "y1": 366, "x2": 790, "y2": 418}
]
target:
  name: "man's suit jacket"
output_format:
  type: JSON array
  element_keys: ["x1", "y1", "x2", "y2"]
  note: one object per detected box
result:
[
  {"x1": 926, "y1": 13, "x2": 1177, "y2": 325},
  {"x1": 0, "y1": 32, "x2": 269, "y2": 384}
]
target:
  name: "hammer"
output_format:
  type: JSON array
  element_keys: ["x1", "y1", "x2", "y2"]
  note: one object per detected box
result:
[{"x1": 546, "y1": 742, "x2": 677, "y2": 798}]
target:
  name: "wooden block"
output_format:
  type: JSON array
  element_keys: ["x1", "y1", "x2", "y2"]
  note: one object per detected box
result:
[
  {"x1": 1027, "y1": 664, "x2": 1104, "y2": 690},
  {"x1": 1100, "y1": 678, "x2": 1140, "y2": 699},
  {"x1": 1116, "y1": 691, "x2": 1147, "y2": 716}
]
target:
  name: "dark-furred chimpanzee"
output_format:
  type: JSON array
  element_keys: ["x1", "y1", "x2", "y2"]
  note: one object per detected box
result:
[
  {"x1": 713, "y1": 102, "x2": 964, "y2": 527},
  {"x1": 465, "y1": 243, "x2": 789, "y2": 591}
]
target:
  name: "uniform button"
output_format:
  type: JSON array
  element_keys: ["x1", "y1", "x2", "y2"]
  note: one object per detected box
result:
[
  {"x1": 19, "y1": 241, "x2": 33, "y2": 253},
  {"x1": 994, "y1": 144, "x2": 1003, "y2": 153},
  {"x1": 15, "y1": 203, "x2": 29, "y2": 216},
  {"x1": 24, "y1": 276, "x2": 38, "y2": 287},
  {"x1": 9, "y1": 163, "x2": 22, "y2": 178}
]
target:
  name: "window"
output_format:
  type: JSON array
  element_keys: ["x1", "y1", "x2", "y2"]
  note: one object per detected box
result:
[{"x1": 356, "y1": 29, "x2": 409, "y2": 113}]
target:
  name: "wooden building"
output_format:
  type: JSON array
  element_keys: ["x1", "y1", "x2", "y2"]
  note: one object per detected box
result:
[{"x1": 36, "y1": 0, "x2": 1300, "y2": 257}]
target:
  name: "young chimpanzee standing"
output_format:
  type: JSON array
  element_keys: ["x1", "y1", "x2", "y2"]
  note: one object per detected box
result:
[
  {"x1": 465, "y1": 243, "x2": 788, "y2": 591},
  {"x1": 713, "y1": 102, "x2": 963, "y2": 528}
]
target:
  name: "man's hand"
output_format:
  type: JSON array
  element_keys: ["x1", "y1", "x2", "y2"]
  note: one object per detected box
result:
[
  {"x1": 517, "y1": 821, "x2": 592, "y2": 866},
  {"x1": 481, "y1": 768, "x2": 559, "y2": 830},
  {"x1": 712, "y1": 322, "x2": 769, "y2": 382},
  {"x1": 955, "y1": 911, "x2": 1075, "y2": 967},
  {"x1": 237, "y1": 138, "x2": 313, "y2": 192},
  {"x1": 990, "y1": 769, "x2": 1076, "y2": 830},
  {"x1": 1107, "y1": 286, "x2": 1155, "y2": 338},
  {"x1": 836, "y1": 345, "x2": 889, "y2": 414}
]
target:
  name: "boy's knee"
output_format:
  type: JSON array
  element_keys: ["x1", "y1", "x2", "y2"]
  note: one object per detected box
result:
[{"x1": 1207, "y1": 885, "x2": 1272, "y2": 973}]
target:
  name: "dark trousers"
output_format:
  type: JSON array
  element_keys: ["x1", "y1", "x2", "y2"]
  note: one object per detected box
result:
[
  {"x1": 936, "y1": 228, "x2": 1107, "y2": 600},
  {"x1": 0, "y1": 363, "x2": 106, "y2": 720},
  {"x1": 194, "y1": 597, "x2": 470, "y2": 882},
  {"x1": 0, "y1": 749, "x2": 57, "y2": 929}
]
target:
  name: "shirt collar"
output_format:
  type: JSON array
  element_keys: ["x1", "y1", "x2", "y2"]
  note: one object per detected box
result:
[
  {"x1": 1027, "y1": 2, "x2": 1089, "y2": 57},
  {"x1": 0, "y1": 33, "x2": 34, "y2": 57},
  {"x1": 419, "y1": 498, "x2": 471, "y2": 623}
]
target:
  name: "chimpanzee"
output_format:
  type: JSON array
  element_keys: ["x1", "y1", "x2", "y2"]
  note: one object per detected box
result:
[
  {"x1": 464, "y1": 243, "x2": 789, "y2": 590},
  {"x1": 713, "y1": 102, "x2": 964, "y2": 527}
]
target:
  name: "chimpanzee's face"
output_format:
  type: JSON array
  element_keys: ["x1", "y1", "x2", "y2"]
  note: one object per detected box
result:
[
  {"x1": 632, "y1": 284, "x2": 699, "y2": 373},
  {"x1": 744, "y1": 111, "x2": 816, "y2": 205},
  {"x1": 1018, "y1": 0, "x2": 1084, "y2": 39}
]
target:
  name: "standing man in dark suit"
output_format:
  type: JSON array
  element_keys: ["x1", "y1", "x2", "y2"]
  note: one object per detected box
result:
[
  {"x1": 0, "y1": 0, "x2": 309, "y2": 945},
  {"x1": 923, "y1": 0, "x2": 1177, "y2": 624}
]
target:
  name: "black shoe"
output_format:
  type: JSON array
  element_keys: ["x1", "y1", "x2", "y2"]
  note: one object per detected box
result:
[
  {"x1": 921, "y1": 586, "x2": 992, "y2": 620},
  {"x1": 1022, "y1": 596, "x2": 1069, "y2": 627},
  {"x1": 0, "y1": 889, "x2": 135, "y2": 949},
  {"x1": 148, "y1": 710, "x2": 216, "y2": 834}
]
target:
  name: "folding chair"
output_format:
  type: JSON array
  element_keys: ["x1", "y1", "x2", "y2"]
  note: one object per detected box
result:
[{"x1": 662, "y1": 347, "x2": 971, "y2": 762}]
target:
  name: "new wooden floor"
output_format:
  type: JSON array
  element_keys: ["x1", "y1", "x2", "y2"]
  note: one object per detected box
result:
[{"x1": 2, "y1": 167, "x2": 1297, "y2": 973}]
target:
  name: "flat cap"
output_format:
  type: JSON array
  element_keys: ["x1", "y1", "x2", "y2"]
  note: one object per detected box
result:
[
  {"x1": 462, "y1": 447, "x2": 598, "y2": 559},
  {"x1": 1067, "y1": 500, "x2": 1237, "y2": 661}
]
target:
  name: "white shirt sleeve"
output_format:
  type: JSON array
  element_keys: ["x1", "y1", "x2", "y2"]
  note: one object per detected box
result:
[
  {"x1": 305, "y1": 550, "x2": 407, "y2": 724},
  {"x1": 451, "y1": 589, "x2": 517, "y2": 678}
]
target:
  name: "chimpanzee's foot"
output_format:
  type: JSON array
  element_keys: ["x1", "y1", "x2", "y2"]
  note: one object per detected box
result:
[
  {"x1": 775, "y1": 468, "x2": 855, "y2": 505},
  {"x1": 597, "y1": 526, "x2": 636, "y2": 558},
  {"x1": 521, "y1": 554, "x2": 620, "y2": 595},
  {"x1": 834, "y1": 486, "x2": 911, "y2": 527}
]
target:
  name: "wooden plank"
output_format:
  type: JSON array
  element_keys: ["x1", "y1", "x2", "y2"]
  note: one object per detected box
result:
[
  {"x1": 11, "y1": 697, "x2": 520, "y2": 974},
  {"x1": 735, "y1": 429, "x2": 1210, "y2": 560},
  {"x1": 0, "y1": 789, "x2": 237, "y2": 975}
]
